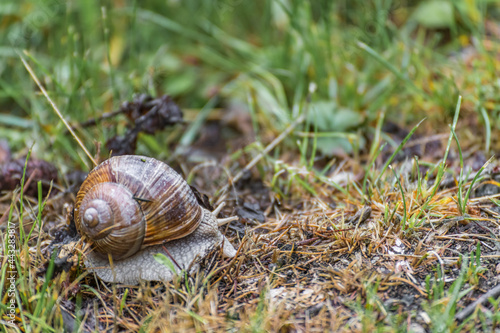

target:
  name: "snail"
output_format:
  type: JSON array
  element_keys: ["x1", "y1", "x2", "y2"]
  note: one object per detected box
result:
[{"x1": 74, "y1": 155, "x2": 238, "y2": 284}]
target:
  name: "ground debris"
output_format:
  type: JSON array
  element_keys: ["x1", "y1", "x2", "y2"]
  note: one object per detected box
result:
[
  {"x1": 0, "y1": 147, "x2": 58, "y2": 197},
  {"x1": 236, "y1": 202, "x2": 266, "y2": 223},
  {"x1": 102, "y1": 94, "x2": 183, "y2": 155},
  {"x1": 347, "y1": 205, "x2": 372, "y2": 225}
]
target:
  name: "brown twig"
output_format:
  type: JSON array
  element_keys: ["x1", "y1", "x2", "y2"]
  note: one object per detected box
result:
[
  {"x1": 455, "y1": 283, "x2": 500, "y2": 322},
  {"x1": 216, "y1": 113, "x2": 306, "y2": 203},
  {"x1": 162, "y1": 245, "x2": 183, "y2": 271}
]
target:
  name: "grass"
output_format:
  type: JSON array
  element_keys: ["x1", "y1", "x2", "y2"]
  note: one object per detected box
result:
[{"x1": 1, "y1": 0, "x2": 500, "y2": 331}]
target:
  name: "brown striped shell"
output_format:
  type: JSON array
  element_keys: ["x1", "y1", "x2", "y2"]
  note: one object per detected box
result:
[{"x1": 74, "y1": 155, "x2": 202, "y2": 260}]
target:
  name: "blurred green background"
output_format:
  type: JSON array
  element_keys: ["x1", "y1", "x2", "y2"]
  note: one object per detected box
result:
[{"x1": 1, "y1": 0, "x2": 500, "y2": 170}]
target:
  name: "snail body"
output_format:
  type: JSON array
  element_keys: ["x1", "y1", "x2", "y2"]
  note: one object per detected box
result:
[{"x1": 74, "y1": 155, "x2": 237, "y2": 284}]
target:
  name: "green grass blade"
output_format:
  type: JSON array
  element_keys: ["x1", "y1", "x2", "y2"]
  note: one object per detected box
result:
[
  {"x1": 375, "y1": 118, "x2": 425, "y2": 185},
  {"x1": 153, "y1": 253, "x2": 177, "y2": 275},
  {"x1": 33, "y1": 249, "x2": 58, "y2": 317},
  {"x1": 442, "y1": 96, "x2": 462, "y2": 163},
  {"x1": 479, "y1": 106, "x2": 491, "y2": 152},
  {"x1": 390, "y1": 165, "x2": 407, "y2": 230},
  {"x1": 356, "y1": 41, "x2": 424, "y2": 96}
]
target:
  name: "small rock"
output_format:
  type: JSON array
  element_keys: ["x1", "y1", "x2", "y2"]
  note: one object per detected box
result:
[
  {"x1": 408, "y1": 323, "x2": 426, "y2": 333},
  {"x1": 474, "y1": 183, "x2": 500, "y2": 197},
  {"x1": 236, "y1": 202, "x2": 265, "y2": 222},
  {"x1": 419, "y1": 311, "x2": 431, "y2": 324}
]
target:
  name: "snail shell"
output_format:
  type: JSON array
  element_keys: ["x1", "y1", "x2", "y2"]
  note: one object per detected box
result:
[{"x1": 75, "y1": 155, "x2": 206, "y2": 259}]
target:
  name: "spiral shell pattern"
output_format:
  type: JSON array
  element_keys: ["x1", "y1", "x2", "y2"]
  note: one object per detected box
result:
[{"x1": 74, "y1": 155, "x2": 202, "y2": 259}]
